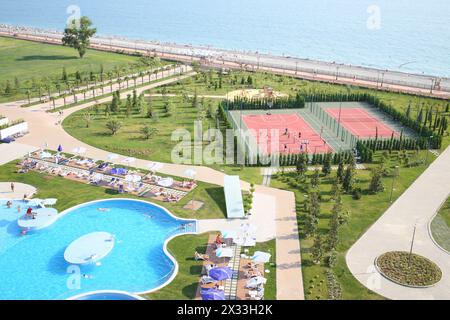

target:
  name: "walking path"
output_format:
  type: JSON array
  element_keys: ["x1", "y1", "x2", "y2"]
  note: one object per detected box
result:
[
  {"x1": 2, "y1": 27, "x2": 448, "y2": 99},
  {"x1": 346, "y1": 145, "x2": 450, "y2": 299},
  {"x1": 0, "y1": 75, "x2": 304, "y2": 300}
]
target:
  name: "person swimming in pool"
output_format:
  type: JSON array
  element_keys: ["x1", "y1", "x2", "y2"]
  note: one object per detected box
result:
[{"x1": 97, "y1": 208, "x2": 110, "y2": 212}]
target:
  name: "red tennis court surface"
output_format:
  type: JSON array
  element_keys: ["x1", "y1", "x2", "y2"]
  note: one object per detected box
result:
[
  {"x1": 326, "y1": 108, "x2": 399, "y2": 138},
  {"x1": 242, "y1": 113, "x2": 333, "y2": 154}
]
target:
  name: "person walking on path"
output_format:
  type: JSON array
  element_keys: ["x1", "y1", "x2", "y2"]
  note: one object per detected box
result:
[{"x1": 10, "y1": 182, "x2": 14, "y2": 193}]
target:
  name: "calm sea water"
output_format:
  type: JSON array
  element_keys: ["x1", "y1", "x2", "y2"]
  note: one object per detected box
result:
[{"x1": 1, "y1": 0, "x2": 449, "y2": 76}]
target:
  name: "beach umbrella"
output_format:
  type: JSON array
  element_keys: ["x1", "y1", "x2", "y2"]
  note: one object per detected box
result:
[
  {"x1": 122, "y1": 157, "x2": 136, "y2": 164},
  {"x1": 107, "y1": 153, "x2": 119, "y2": 161},
  {"x1": 72, "y1": 147, "x2": 87, "y2": 155},
  {"x1": 246, "y1": 276, "x2": 267, "y2": 288},
  {"x1": 157, "y1": 177, "x2": 174, "y2": 187},
  {"x1": 148, "y1": 162, "x2": 164, "y2": 172},
  {"x1": 125, "y1": 174, "x2": 134, "y2": 182},
  {"x1": 233, "y1": 236, "x2": 256, "y2": 247},
  {"x1": 57, "y1": 144, "x2": 63, "y2": 152},
  {"x1": 184, "y1": 169, "x2": 197, "y2": 179},
  {"x1": 251, "y1": 251, "x2": 271, "y2": 263},
  {"x1": 201, "y1": 288, "x2": 225, "y2": 301},
  {"x1": 40, "y1": 151, "x2": 52, "y2": 159},
  {"x1": 209, "y1": 267, "x2": 233, "y2": 281},
  {"x1": 132, "y1": 175, "x2": 142, "y2": 183},
  {"x1": 215, "y1": 247, "x2": 234, "y2": 258}
]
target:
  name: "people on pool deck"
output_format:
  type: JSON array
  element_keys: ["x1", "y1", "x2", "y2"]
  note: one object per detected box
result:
[
  {"x1": 215, "y1": 233, "x2": 225, "y2": 246},
  {"x1": 284, "y1": 128, "x2": 288, "y2": 135},
  {"x1": 10, "y1": 182, "x2": 14, "y2": 193},
  {"x1": 194, "y1": 251, "x2": 209, "y2": 261}
]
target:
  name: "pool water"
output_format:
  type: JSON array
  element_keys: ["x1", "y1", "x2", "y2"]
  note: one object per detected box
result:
[{"x1": 0, "y1": 199, "x2": 195, "y2": 300}]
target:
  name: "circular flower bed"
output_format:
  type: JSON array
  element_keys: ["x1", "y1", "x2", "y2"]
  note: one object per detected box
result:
[{"x1": 376, "y1": 251, "x2": 442, "y2": 287}]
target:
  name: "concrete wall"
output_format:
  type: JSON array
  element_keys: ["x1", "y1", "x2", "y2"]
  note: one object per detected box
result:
[{"x1": 0, "y1": 122, "x2": 28, "y2": 139}]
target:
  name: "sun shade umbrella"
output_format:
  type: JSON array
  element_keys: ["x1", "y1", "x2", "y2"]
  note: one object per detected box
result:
[
  {"x1": 184, "y1": 169, "x2": 197, "y2": 179},
  {"x1": 40, "y1": 151, "x2": 52, "y2": 159},
  {"x1": 209, "y1": 267, "x2": 233, "y2": 281},
  {"x1": 251, "y1": 251, "x2": 271, "y2": 263},
  {"x1": 72, "y1": 147, "x2": 86, "y2": 155},
  {"x1": 148, "y1": 162, "x2": 164, "y2": 171},
  {"x1": 246, "y1": 276, "x2": 267, "y2": 288},
  {"x1": 215, "y1": 247, "x2": 234, "y2": 258},
  {"x1": 201, "y1": 288, "x2": 225, "y2": 301}
]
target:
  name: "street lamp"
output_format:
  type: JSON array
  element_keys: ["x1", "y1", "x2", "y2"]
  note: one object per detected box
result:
[{"x1": 389, "y1": 165, "x2": 399, "y2": 202}]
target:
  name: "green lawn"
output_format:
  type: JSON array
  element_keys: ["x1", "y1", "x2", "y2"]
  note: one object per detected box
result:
[
  {"x1": 63, "y1": 69, "x2": 449, "y2": 170},
  {"x1": 270, "y1": 150, "x2": 434, "y2": 300},
  {"x1": 430, "y1": 196, "x2": 450, "y2": 252},
  {"x1": 145, "y1": 235, "x2": 276, "y2": 300},
  {"x1": 0, "y1": 36, "x2": 163, "y2": 103}
]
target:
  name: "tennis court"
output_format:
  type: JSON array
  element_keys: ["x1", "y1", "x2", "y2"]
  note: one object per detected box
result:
[
  {"x1": 325, "y1": 108, "x2": 399, "y2": 138},
  {"x1": 242, "y1": 113, "x2": 333, "y2": 154}
]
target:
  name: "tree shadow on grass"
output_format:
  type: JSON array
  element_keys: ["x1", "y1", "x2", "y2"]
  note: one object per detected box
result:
[
  {"x1": 204, "y1": 187, "x2": 227, "y2": 218},
  {"x1": 16, "y1": 55, "x2": 78, "y2": 61},
  {"x1": 181, "y1": 282, "x2": 199, "y2": 299}
]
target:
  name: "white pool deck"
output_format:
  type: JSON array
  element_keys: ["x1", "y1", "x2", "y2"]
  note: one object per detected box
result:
[
  {"x1": 18, "y1": 208, "x2": 58, "y2": 230},
  {"x1": 64, "y1": 232, "x2": 115, "y2": 265},
  {"x1": 0, "y1": 182, "x2": 37, "y2": 199}
]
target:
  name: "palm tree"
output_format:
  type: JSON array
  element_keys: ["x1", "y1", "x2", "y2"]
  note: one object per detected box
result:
[
  {"x1": 107, "y1": 72, "x2": 113, "y2": 92},
  {"x1": 56, "y1": 83, "x2": 61, "y2": 96},
  {"x1": 139, "y1": 72, "x2": 145, "y2": 84},
  {"x1": 26, "y1": 90, "x2": 31, "y2": 104},
  {"x1": 125, "y1": 76, "x2": 130, "y2": 88},
  {"x1": 132, "y1": 75, "x2": 137, "y2": 87},
  {"x1": 62, "y1": 93, "x2": 67, "y2": 106}
]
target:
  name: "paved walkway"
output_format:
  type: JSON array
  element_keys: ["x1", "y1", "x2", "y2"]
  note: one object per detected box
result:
[
  {"x1": 0, "y1": 182, "x2": 37, "y2": 199},
  {"x1": 0, "y1": 74, "x2": 304, "y2": 300},
  {"x1": 346, "y1": 145, "x2": 450, "y2": 299},
  {"x1": 0, "y1": 142, "x2": 38, "y2": 165},
  {"x1": 3, "y1": 29, "x2": 448, "y2": 99}
]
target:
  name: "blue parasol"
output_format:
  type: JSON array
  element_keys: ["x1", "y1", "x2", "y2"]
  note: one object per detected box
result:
[
  {"x1": 209, "y1": 267, "x2": 233, "y2": 281},
  {"x1": 201, "y1": 288, "x2": 225, "y2": 300}
]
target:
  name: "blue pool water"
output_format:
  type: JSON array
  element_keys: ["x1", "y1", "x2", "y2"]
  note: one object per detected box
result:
[
  {"x1": 0, "y1": 0, "x2": 449, "y2": 76},
  {"x1": 0, "y1": 199, "x2": 195, "y2": 300}
]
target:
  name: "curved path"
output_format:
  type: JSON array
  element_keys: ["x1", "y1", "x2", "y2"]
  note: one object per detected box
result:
[
  {"x1": 346, "y1": 146, "x2": 450, "y2": 299},
  {"x1": 0, "y1": 75, "x2": 304, "y2": 300},
  {"x1": 0, "y1": 182, "x2": 36, "y2": 199}
]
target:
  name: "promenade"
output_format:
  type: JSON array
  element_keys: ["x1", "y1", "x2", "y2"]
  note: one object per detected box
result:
[{"x1": 1, "y1": 25, "x2": 449, "y2": 100}]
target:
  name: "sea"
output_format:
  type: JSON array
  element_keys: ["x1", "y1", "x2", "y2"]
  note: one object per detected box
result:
[{"x1": 0, "y1": 0, "x2": 449, "y2": 77}]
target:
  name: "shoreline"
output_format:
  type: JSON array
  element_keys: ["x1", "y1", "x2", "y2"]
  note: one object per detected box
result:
[{"x1": 1, "y1": 24, "x2": 449, "y2": 99}]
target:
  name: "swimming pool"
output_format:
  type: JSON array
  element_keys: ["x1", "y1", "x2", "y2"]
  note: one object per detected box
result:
[{"x1": 0, "y1": 198, "x2": 196, "y2": 300}]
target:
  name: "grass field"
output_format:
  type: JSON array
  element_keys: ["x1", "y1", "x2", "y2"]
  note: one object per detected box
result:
[
  {"x1": 270, "y1": 150, "x2": 435, "y2": 300},
  {"x1": 0, "y1": 37, "x2": 160, "y2": 103},
  {"x1": 430, "y1": 196, "x2": 450, "y2": 252}
]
